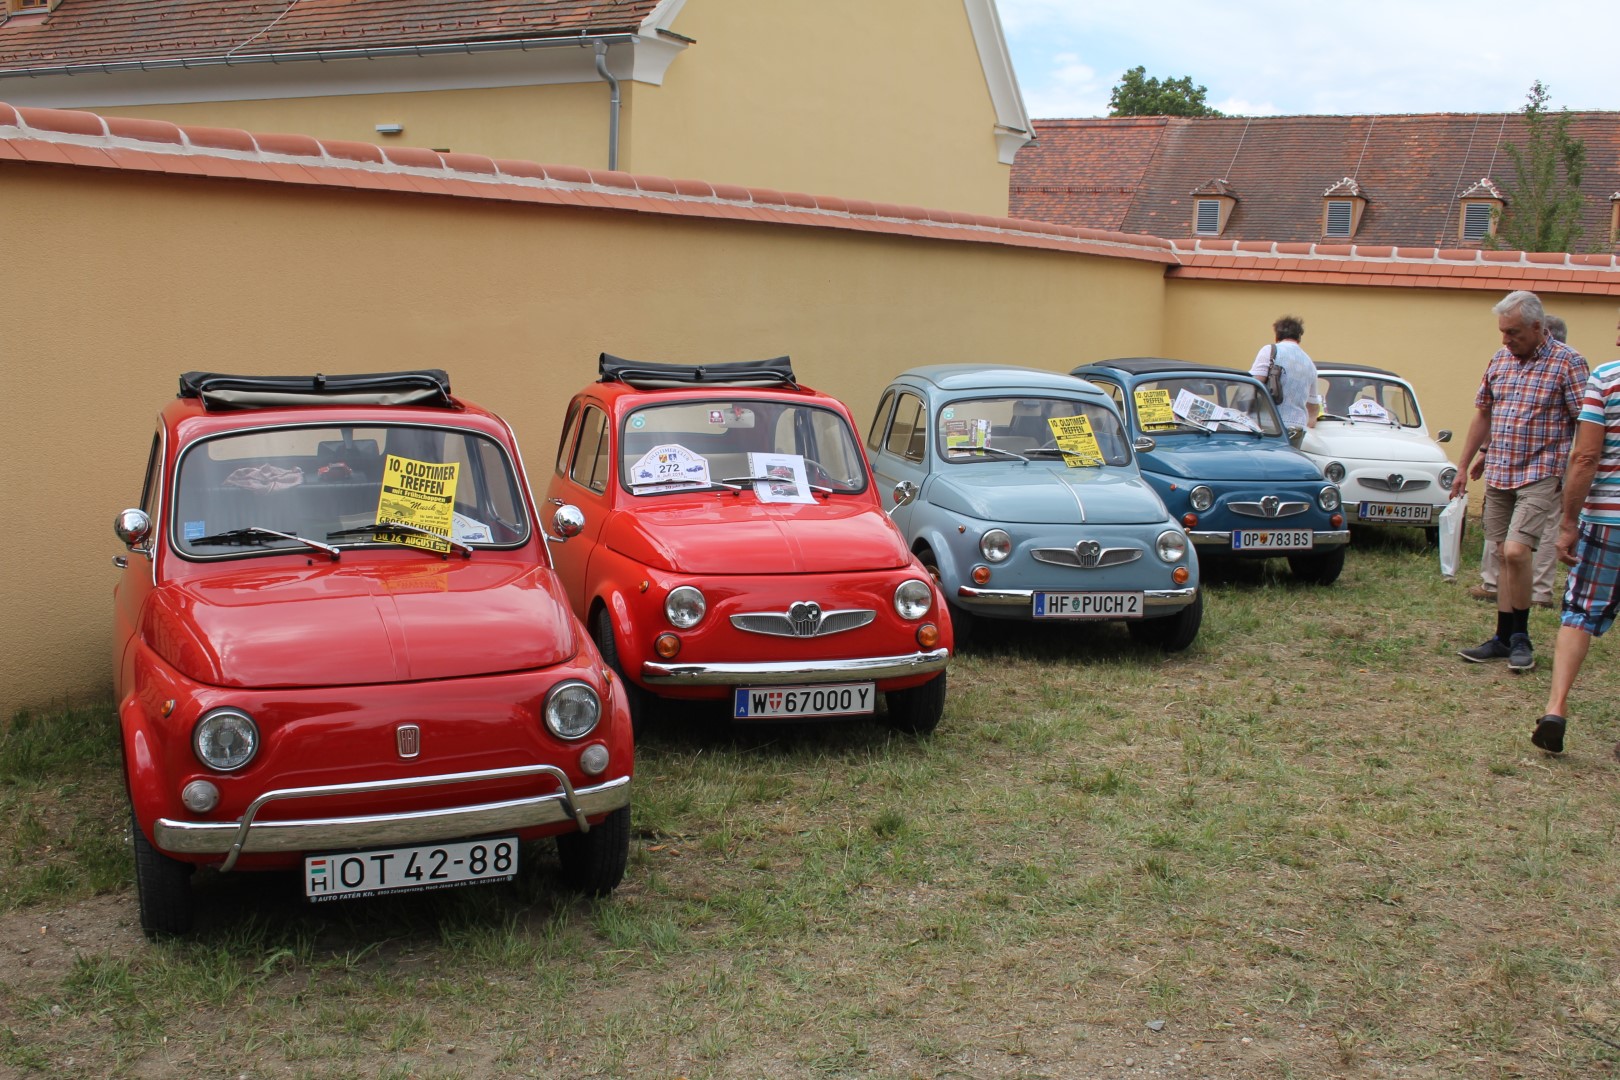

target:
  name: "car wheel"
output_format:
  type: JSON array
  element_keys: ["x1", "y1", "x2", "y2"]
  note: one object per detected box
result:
[
  {"x1": 1126, "y1": 588, "x2": 1203, "y2": 652},
  {"x1": 1287, "y1": 545, "x2": 1346, "y2": 585},
  {"x1": 131, "y1": 812, "x2": 194, "y2": 938},
  {"x1": 593, "y1": 607, "x2": 649, "y2": 734},
  {"x1": 917, "y1": 545, "x2": 973, "y2": 647},
  {"x1": 884, "y1": 670, "x2": 946, "y2": 736},
  {"x1": 555, "y1": 805, "x2": 630, "y2": 897}
]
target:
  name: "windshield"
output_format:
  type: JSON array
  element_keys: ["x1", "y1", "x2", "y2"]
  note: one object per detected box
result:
[
  {"x1": 936, "y1": 396, "x2": 1130, "y2": 466},
  {"x1": 621, "y1": 399, "x2": 868, "y2": 496},
  {"x1": 1318, "y1": 374, "x2": 1421, "y2": 426},
  {"x1": 173, "y1": 424, "x2": 529, "y2": 558},
  {"x1": 1131, "y1": 377, "x2": 1283, "y2": 436}
]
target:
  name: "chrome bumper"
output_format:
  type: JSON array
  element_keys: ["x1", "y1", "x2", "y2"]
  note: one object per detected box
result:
[
  {"x1": 641, "y1": 648, "x2": 949, "y2": 687},
  {"x1": 153, "y1": 765, "x2": 631, "y2": 872},
  {"x1": 956, "y1": 586, "x2": 1198, "y2": 610},
  {"x1": 1189, "y1": 529, "x2": 1350, "y2": 549}
]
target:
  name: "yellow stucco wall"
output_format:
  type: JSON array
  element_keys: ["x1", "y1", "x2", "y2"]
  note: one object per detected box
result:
[
  {"x1": 91, "y1": 84, "x2": 614, "y2": 166},
  {"x1": 630, "y1": 0, "x2": 1012, "y2": 213},
  {"x1": 0, "y1": 163, "x2": 1158, "y2": 718},
  {"x1": 1162, "y1": 281, "x2": 1620, "y2": 451}
]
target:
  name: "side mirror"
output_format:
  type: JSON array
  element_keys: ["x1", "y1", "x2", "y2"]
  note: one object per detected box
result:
[
  {"x1": 547, "y1": 504, "x2": 585, "y2": 542},
  {"x1": 1437, "y1": 429, "x2": 1453, "y2": 443},
  {"x1": 115, "y1": 508, "x2": 152, "y2": 551},
  {"x1": 1286, "y1": 425, "x2": 1305, "y2": 448},
  {"x1": 1132, "y1": 435, "x2": 1156, "y2": 454},
  {"x1": 887, "y1": 481, "x2": 918, "y2": 517}
]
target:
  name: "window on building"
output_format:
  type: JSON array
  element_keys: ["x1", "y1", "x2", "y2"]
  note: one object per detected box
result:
[
  {"x1": 1194, "y1": 200, "x2": 1221, "y2": 235},
  {"x1": 1461, "y1": 203, "x2": 1495, "y2": 242},
  {"x1": 1324, "y1": 201, "x2": 1353, "y2": 238}
]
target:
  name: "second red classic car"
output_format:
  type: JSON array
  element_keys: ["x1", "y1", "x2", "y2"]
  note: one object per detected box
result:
[{"x1": 546, "y1": 355, "x2": 952, "y2": 734}]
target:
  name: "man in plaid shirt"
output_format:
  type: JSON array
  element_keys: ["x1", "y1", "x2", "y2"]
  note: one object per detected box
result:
[
  {"x1": 1450, "y1": 290, "x2": 1588, "y2": 672},
  {"x1": 1531, "y1": 311, "x2": 1620, "y2": 754}
]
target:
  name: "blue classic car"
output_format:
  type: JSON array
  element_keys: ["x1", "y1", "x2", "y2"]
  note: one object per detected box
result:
[
  {"x1": 866, "y1": 365, "x2": 1201, "y2": 650},
  {"x1": 1069, "y1": 358, "x2": 1349, "y2": 585}
]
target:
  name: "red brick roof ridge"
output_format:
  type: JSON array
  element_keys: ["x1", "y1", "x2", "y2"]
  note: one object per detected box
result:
[{"x1": 0, "y1": 101, "x2": 1180, "y2": 262}]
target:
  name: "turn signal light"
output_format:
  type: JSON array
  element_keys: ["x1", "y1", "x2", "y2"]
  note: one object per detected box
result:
[
  {"x1": 1182, "y1": 513, "x2": 1198, "y2": 528},
  {"x1": 1331, "y1": 513, "x2": 1344, "y2": 528},
  {"x1": 916, "y1": 623, "x2": 939, "y2": 648},
  {"x1": 654, "y1": 633, "x2": 681, "y2": 659},
  {"x1": 1172, "y1": 566, "x2": 1190, "y2": 584},
  {"x1": 971, "y1": 565, "x2": 991, "y2": 585}
]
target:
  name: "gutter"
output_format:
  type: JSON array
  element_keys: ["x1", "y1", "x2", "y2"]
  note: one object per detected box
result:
[
  {"x1": 592, "y1": 42, "x2": 620, "y2": 171},
  {"x1": 0, "y1": 33, "x2": 641, "y2": 80}
]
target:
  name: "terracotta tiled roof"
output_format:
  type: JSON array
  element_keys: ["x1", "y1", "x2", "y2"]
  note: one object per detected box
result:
[
  {"x1": 1011, "y1": 114, "x2": 1620, "y2": 251},
  {"x1": 0, "y1": 0, "x2": 663, "y2": 70}
]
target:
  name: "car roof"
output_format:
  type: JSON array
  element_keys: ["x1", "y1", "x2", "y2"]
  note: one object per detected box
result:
[
  {"x1": 1075, "y1": 357, "x2": 1254, "y2": 379},
  {"x1": 896, "y1": 364, "x2": 1101, "y2": 395},
  {"x1": 1314, "y1": 362, "x2": 1405, "y2": 380}
]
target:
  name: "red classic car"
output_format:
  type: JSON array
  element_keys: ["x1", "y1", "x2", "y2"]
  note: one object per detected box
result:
[
  {"x1": 113, "y1": 371, "x2": 632, "y2": 937},
  {"x1": 545, "y1": 355, "x2": 952, "y2": 734}
]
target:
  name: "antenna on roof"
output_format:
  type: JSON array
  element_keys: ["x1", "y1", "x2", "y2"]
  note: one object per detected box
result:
[{"x1": 1223, "y1": 116, "x2": 1253, "y2": 183}]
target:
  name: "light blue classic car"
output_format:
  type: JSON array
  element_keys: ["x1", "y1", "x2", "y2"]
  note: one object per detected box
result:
[
  {"x1": 866, "y1": 365, "x2": 1201, "y2": 650},
  {"x1": 1069, "y1": 358, "x2": 1350, "y2": 585}
]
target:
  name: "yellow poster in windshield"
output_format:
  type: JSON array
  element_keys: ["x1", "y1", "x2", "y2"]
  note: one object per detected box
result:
[
  {"x1": 1046, "y1": 415, "x2": 1103, "y2": 467},
  {"x1": 1134, "y1": 388, "x2": 1176, "y2": 430},
  {"x1": 375, "y1": 455, "x2": 459, "y2": 552}
]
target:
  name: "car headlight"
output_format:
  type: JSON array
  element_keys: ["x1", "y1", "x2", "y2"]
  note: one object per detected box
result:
[
  {"x1": 1319, "y1": 486, "x2": 1342, "y2": 511},
  {"x1": 894, "y1": 578, "x2": 933, "y2": 620},
  {"x1": 979, "y1": 529, "x2": 1012, "y2": 563},
  {"x1": 1155, "y1": 529, "x2": 1188, "y2": 563},
  {"x1": 1189, "y1": 485, "x2": 1214, "y2": 512},
  {"x1": 1440, "y1": 466, "x2": 1458, "y2": 489},
  {"x1": 664, "y1": 585, "x2": 706, "y2": 628},
  {"x1": 193, "y1": 708, "x2": 259, "y2": 771},
  {"x1": 1324, "y1": 461, "x2": 1346, "y2": 484},
  {"x1": 544, "y1": 681, "x2": 602, "y2": 739}
]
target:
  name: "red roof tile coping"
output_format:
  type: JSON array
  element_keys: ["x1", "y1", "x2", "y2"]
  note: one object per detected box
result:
[
  {"x1": 1572, "y1": 254, "x2": 1619, "y2": 268},
  {"x1": 386, "y1": 146, "x2": 447, "y2": 170},
  {"x1": 1275, "y1": 242, "x2": 1314, "y2": 255},
  {"x1": 538, "y1": 163, "x2": 588, "y2": 184},
  {"x1": 254, "y1": 131, "x2": 322, "y2": 157},
  {"x1": 783, "y1": 191, "x2": 818, "y2": 210},
  {"x1": 1526, "y1": 252, "x2": 1569, "y2": 265},
  {"x1": 105, "y1": 116, "x2": 183, "y2": 145},
  {"x1": 1397, "y1": 247, "x2": 1439, "y2": 259},
  {"x1": 589, "y1": 168, "x2": 637, "y2": 190},
  {"x1": 747, "y1": 188, "x2": 787, "y2": 206},
  {"x1": 1481, "y1": 250, "x2": 1521, "y2": 263},
  {"x1": 0, "y1": 103, "x2": 17, "y2": 127},
  {"x1": 1236, "y1": 241, "x2": 1273, "y2": 253},
  {"x1": 1353, "y1": 246, "x2": 1394, "y2": 259},
  {"x1": 436, "y1": 151, "x2": 493, "y2": 174},
  {"x1": 671, "y1": 177, "x2": 713, "y2": 199},
  {"x1": 17, "y1": 105, "x2": 103, "y2": 137},
  {"x1": 813, "y1": 194, "x2": 848, "y2": 213},
  {"x1": 1314, "y1": 244, "x2": 1353, "y2": 257},
  {"x1": 493, "y1": 158, "x2": 546, "y2": 180},
  {"x1": 185, "y1": 126, "x2": 257, "y2": 153},
  {"x1": 710, "y1": 182, "x2": 752, "y2": 202},
  {"x1": 633, "y1": 174, "x2": 678, "y2": 195}
]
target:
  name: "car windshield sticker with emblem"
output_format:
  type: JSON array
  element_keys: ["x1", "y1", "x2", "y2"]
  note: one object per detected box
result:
[
  {"x1": 747, "y1": 452, "x2": 814, "y2": 504},
  {"x1": 629, "y1": 444, "x2": 712, "y2": 493},
  {"x1": 1046, "y1": 414, "x2": 1103, "y2": 466},
  {"x1": 1134, "y1": 388, "x2": 1176, "y2": 429},
  {"x1": 1348, "y1": 398, "x2": 1395, "y2": 423},
  {"x1": 942, "y1": 417, "x2": 990, "y2": 450},
  {"x1": 375, "y1": 455, "x2": 459, "y2": 553}
]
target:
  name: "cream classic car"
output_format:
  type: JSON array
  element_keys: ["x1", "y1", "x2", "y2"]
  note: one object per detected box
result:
[{"x1": 1298, "y1": 363, "x2": 1457, "y2": 542}]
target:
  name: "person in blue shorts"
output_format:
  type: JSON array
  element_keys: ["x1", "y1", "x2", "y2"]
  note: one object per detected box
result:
[{"x1": 1534, "y1": 311, "x2": 1620, "y2": 754}]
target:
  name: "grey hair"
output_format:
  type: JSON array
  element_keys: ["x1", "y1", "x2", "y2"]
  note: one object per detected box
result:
[
  {"x1": 1493, "y1": 290, "x2": 1545, "y2": 327},
  {"x1": 1545, "y1": 315, "x2": 1568, "y2": 343}
]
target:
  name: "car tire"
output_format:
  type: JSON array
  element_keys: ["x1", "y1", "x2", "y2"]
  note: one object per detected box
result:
[
  {"x1": 1287, "y1": 546, "x2": 1346, "y2": 585},
  {"x1": 593, "y1": 607, "x2": 649, "y2": 735},
  {"x1": 1126, "y1": 588, "x2": 1203, "y2": 652},
  {"x1": 131, "y1": 812, "x2": 194, "y2": 938},
  {"x1": 555, "y1": 805, "x2": 630, "y2": 897},
  {"x1": 884, "y1": 670, "x2": 946, "y2": 736},
  {"x1": 917, "y1": 545, "x2": 973, "y2": 647}
]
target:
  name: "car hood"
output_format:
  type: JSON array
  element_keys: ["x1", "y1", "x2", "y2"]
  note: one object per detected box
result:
[
  {"x1": 603, "y1": 497, "x2": 911, "y2": 574},
  {"x1": 1140, "y1": 435, "x2": 1324, "y2": 482},
  {"x1": 143, "y1": 559, "x2": 580, "y2": 688},
  {"x1": 1300, "y1": 424, "x2": 1450, "y2": 464},
  {"x1": 925, "y1": 465, "x2": 1168, "y2": 524}
]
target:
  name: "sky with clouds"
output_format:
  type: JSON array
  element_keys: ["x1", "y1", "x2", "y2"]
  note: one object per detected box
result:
[{"x1": 997, "y1": 0, "x2": 1619, "y2": 120}]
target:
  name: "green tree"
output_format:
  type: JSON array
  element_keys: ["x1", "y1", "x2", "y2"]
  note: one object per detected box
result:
[
  {"x1": 1107, "y1": 66, "x2": 1224, "y2": 118},
  {"x1": 1491, "y1": 80, "x2": 1586, "y2": 252}
]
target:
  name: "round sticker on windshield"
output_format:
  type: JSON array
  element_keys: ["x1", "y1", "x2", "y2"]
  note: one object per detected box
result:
[
  {"x1": 941, "y1": 407, "x2": 955, "y2": 420},
  {"x1": 630, "y1": 415, "x2": 646, "y2": 429}
]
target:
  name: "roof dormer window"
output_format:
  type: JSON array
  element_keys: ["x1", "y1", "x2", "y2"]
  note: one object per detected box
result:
[
  {"x1": 1461, "y1": 203, "x2": 1495, "y2": 241},
  {"x1": 1189, "y1": 179, "x2": 1237, "y2": 238},
  {"x1": 1610, "y1": 192, "x2": 1619, "y2": 246},
  {"x1": 1321, "y1": 178, "x2": 1367, "y2": 239},
  {"x1": 1458, "y1": 178, "x2": 1505, "y2": 243}
]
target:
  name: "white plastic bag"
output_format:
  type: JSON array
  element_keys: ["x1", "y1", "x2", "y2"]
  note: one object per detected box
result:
[{"x1": 1437, "y1": 496, "x2": 1467, "y2": 579}]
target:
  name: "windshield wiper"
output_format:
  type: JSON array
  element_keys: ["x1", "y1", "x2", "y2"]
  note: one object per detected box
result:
[
  {"x1": 326, "y1": 522, "x2": 474, "y2": 558},
  {"x1": 719, "y1": 475, "x2": 835, "y2": 494},
  {"x1": 946, "y1": 445, "x2": 1029, "y2": 462},
  {"x1": 188, "y1": 526, "x2": 340, "y2": 561},
  {"x1": 1024, "y1": 447, "x2": 1105, "y2": 466}
]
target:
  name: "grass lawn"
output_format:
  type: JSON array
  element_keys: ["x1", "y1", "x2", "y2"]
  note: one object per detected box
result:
[{"x1": 4, "y1": 528, "x2": 1620, "y2": 1078}]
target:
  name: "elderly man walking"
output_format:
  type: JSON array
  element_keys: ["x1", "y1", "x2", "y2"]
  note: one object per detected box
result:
[
  {"x1": 1450, "y1": 290, "x2": 1588, "y2": 672},
  {"x1": 1532, "y1": 312, "x2": 1620, "y2": 754}
]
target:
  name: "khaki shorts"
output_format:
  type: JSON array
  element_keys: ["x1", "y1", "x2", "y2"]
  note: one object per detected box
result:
[{"x1": 1483, "y1": 477, "x2": 1562, "y2": 551}]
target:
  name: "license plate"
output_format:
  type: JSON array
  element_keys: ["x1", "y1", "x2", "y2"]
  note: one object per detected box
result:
[
  {"x1": 305, "y1": 836, "x2": 517, "y2": 902},
  {"x1": 733, "y1": 682, "x2": 875, "y2": 719},
  {"x1": 1233, "y1": 529, "x2": 1313, "y2": 550},
  {"x1": 1033, "y1": 591, "x2": 1144, "y2": 619},
  {"x1": 1358, "y1": 501, "x2": 1434, "y2": 523}
]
